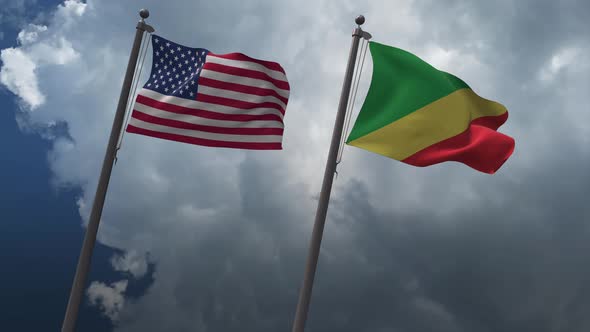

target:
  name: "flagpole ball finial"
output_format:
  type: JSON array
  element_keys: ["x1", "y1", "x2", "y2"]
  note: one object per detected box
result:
[
  {"x1": 139, "y1": 9, "x2": 149, "y2": 19},
  {"x1": 355, "y1": 15, "x2": 365, "y2": 25}
]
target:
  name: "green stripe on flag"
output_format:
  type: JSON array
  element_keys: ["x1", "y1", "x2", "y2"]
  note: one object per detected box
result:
[{"x1": 347, "y1": 41, "x2": 470, "y2": 143}]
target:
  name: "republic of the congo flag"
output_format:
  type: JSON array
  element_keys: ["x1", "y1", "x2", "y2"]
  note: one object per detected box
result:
[{"x1": 346, "y1": 41, "x2": 515, "y2": 174}]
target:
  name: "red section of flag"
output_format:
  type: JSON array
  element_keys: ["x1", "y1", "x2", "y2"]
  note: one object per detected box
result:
[
  {"x1": 202, "y1": 62, "x2": 290, "y2": 90},
  {"x1": 136, "y1": 94, "x2": 284, "y2": 122},
  {"x1": 195, "y1": 93, "x2": 285, "y2": 114},
  {"x1": 402, "y1": 113, "x2": 515, "y2": 174},
  {"x1": 127, "y1": 125, "x2": 282, "y2": 150},
  {"x1": 198, "y1": 77, "x2": 288, "y2": 104},
  {"x1": 208, "y1": 52, "x2": 286, "y2": 74},
  {"x1": 131, "y1": 111, "x2": 284, "y2": 136}
]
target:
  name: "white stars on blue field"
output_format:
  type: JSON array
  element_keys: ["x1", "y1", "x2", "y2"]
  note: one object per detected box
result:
[{"x1": 145, "y1": 35, "x2": 208, "y2": 99}]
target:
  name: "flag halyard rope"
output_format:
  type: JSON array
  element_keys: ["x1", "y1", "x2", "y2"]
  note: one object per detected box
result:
[
  {"x1": 335, "y1": 38, "x2": 369, "y2": 178},
  {"x1": 115, "y1": 32, "x2": 152, "y2": 164}
]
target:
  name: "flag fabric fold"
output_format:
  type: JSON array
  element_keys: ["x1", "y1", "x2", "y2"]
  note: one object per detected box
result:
[
  {"x1": 346, "y1": 41, "x2": 515, "y2": 174},
  {"x1": 126, "y1": 35, "x2": 290, "y2": 150}
]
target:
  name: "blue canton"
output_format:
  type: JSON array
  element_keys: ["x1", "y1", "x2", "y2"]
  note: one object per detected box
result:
[{"x1": 144, "y1": 35, "x2": 209, "y2": 100}]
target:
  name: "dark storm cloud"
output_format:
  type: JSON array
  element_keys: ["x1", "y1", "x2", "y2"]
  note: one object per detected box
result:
[
  {"x1": 301, "y1": 132, "x2": 590, "y2": 332},
  {"x1": 412, "y1": 0, "x2": 589, "y2": 62},
  {"x1": 115, "y1": 138, "x2": 590, "y2": 332},
  {"x1": 112, "y1": 1, "x2": 590, "y2": 330},
  {"x1": 411, "y1": 0, "x2": 590, "y2": 126}
]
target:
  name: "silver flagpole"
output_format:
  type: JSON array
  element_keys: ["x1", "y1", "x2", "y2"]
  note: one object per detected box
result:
[
  {"x1": 291, "y1": 15, "x2": 368, "y2": 332},
  {"x1": 61, "y1": 9, "x2": 155, "y2": 332}
]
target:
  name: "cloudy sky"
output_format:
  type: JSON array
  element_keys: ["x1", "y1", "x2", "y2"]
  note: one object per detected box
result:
[{"x1": 1, "y1": 0, "x2": 589, "y2": 331}]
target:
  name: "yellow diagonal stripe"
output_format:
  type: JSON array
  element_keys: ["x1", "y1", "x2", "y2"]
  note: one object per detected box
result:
[{"x1": 347, "y1": 88, "x2": 507, "y2": 160}]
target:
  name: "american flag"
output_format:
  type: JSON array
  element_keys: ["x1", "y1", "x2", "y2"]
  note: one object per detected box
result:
[{"x1": 126, "y1": 35, "x2": 290, "y2": 150}]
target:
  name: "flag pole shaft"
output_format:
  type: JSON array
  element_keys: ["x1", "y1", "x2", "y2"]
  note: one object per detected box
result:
[
  {"x1": 61, "y1": 10, "x2": 152, "y2": 332},
  {"x1": 291, "y1": 16, "x2": 365, "y2": 332}
]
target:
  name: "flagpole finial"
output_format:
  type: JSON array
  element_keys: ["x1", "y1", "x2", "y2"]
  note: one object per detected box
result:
[
  {"x1": 139, "y1": 9, "x2": 149, "y2": 19},
  {"x1": 137, "y1": 9, "x2": 155, "y2": 33},
  {"x1": 355, "y1": 15, "x2": 365, "y2": 26}
]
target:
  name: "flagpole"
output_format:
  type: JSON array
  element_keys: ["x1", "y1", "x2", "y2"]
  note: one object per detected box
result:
[
  {"x1": 61, "y1": 9, "x2": 154, "y2": 332},
  {"x1": 291, "y1": 15, "x2": 366, "y2": 332}
]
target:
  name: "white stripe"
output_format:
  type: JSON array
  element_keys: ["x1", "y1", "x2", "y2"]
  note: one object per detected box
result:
[
  {"x1": 197, "y1": 85, "x2": 287, "y2": 110},
  {"x1": 137, "y1": 89, "x2": 285, "y2": 120},
  {"x1": 206, "y1": 55, "x2": 288, "y2": 82},
  {"x1": 133, "y1": 103, "x2": 284, "y2": 129},
  {"x1": 199, "y1": 70, "x2": 290, "y2": 99},
  {"x1": 128, "y1": 117, "x2": 283, "y2": 143}
]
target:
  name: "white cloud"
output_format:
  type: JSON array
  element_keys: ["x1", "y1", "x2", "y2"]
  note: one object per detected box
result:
[
  {"x1": 87, "y1": 280, "x2": 128, "y2": 321},
  {"x1": 0, "y1": 47, "x2": 44, "y2": 108},
  {"x1": 17, "y1": 24, "x2": 48, "y2": 45},
  {"x1": 538, "y1": 46, "x2": 580, "y2": 82},
  {"x1": 111, "y1": 251, "x2": 149, "y2": 279},
  {"x1": 59, "y1": 0, "x2": 87, "y2": 17},
  {"x1": 0, "y1": 0, "x2": 84, "y2": 110}
]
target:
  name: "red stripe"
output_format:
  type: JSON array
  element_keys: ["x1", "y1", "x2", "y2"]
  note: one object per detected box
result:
[
  {"x1": 471, "y1": 112, "x2": 508, "y2": 130},
  {"x1": 196, "y1": 93, "x2": 285, "y2": 114},
  {"x1": 198, "y1": 77, "x2": 289, "y2": 105},
  {"x1": 126, "y1": 124, "x2": 282, "y2": 150},
  {"x1": 208, "y1": 52, "x2": 286, "y2": 74},
  {"x1": 131, "y1": 110, "x2": 284, "y2": 136},
  {"x1": 136, "y1": 94, "x2": 284, "y2": 123},
  {"x1": 202, "y1": 62, "x2": 290, "y2": 91},
  {"x1": 402, "y1": 113, "x2": 514, "y2": 174}
]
